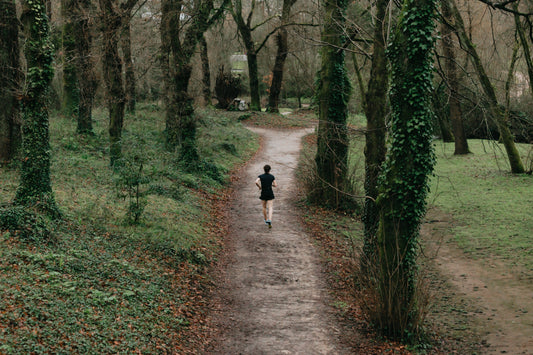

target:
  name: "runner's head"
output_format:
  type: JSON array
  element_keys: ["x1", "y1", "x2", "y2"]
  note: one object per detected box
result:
[{"x1": 263, "y1": 164, "x2": 271, "y2": 173}]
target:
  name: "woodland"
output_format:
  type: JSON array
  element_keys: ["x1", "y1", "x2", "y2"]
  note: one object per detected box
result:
[{"x1": 0, "y1": 0, "x2": 532, "y2": 353}]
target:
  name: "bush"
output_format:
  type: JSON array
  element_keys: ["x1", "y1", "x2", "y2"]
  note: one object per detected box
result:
[{"x1": 215, "y1": 66, "x2": 243, "y2": 109}]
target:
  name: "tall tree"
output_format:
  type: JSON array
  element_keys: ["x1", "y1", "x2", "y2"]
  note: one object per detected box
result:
[
  {"x1": 513, "y1": 2, "x2": 533, "y2": 103},
  {"x1": 99, "y1": 0, "x2": 126, "y2": 166},
  {"x1": 0, "y1": 0, "x2": 21, "y2": 163},
  {"x1": 73, "y1": 0, "x2": 98, "y2": 134},
  {"x1": 61, "y1": 0, "x2": 80, "y2": 117},
  {"x1": 120, "y1": 1, "x2": 137, "y2": 113},
  {"x1": 229, "y1": 0, "x2": 279, "y2": 111},
  {"x1": 447, "y1": 0, "x2": 524, "y2": 173},
  {"x1": 160, "y1": 0, "x2": 226, "y2": 163},
  {"x1": 441, "y1": 0, "x2": 469, "y2": 154},
  {"x1": 200, "y1": 35, "x2": 212, "y2": 105},
  {"x1": 266, "y1": 0, "x2": 297, "y2": 113},
  {"x1": 313, "y1": 0, "x2": 351, "y2": 208},
  {"x1": 361, "y1": 0, "x2": 390, "y2": 267},
  {"x1": 15, "y1": 0, "x2": 59, "y2": 217},
  {"x1": 375, "y1": 0, "x2": 437, "y2": 338}
]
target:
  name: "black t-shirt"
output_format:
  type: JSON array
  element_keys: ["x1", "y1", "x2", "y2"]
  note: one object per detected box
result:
[{"x1": 258, "y1": 173, "x2": 275, "y2": 200}]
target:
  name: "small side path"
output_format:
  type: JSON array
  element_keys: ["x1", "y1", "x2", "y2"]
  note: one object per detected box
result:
[{"x1": 207, "y1": 127, "x2": 349, "y2": 354}]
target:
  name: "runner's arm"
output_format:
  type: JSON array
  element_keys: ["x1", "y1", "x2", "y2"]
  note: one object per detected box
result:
[{"x1": 255, "y1": 177, "x2": 261, "y2": 190}]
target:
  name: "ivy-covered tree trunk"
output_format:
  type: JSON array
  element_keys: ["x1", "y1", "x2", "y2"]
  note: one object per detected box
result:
[
  {"x1": 200, "y1": 35, "x2": 211, "y2": 105},
  {"x1": 314, "y1": 0, "x2": 351, "y2": 209},
  {"x1": 160, "y1": 0, "x2": 223, "y2": 163},
  {"x1": 61, "y1": 0, "x2": 79, "y2": 117},
  {"x1": 441, "y1": 0, "x2": 469, "y2": 154},
  {"x1": 0, "y1": 0, "x2": 21, "y2": 163},
  {"x1": 375, "y1": 0, "x2": 437, "y2": 339},
  {"x1": 361, "y1": 0, "x2": 389, "y2": 267},
  {"x1": 120, "y1": 5, "x2": 136, "y2": 114},
  {"x1": 73, "y1": 0, "x2": 97, "y2": 134},
  {"x1": 99, "y1": 0, "x2": 126, "y2": 167},
  {"x1": 447, "y1": 0, "x2": 524, "y2": 173},
  {"x1": 15, "y1": 0, "x2": 60, "y2": 217}
]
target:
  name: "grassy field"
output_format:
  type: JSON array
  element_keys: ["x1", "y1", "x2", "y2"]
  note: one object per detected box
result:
[
  {"x1": 429, "y1": 140, "x2": 533, "y2": 274},
  {"x1": 0, "y1": 104, "x2": 258, "y2": 353}
]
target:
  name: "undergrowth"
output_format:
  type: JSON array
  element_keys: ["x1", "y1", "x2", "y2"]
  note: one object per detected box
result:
[{"x1": 0, "y1": 104, "x2": 258, "y2": 353}]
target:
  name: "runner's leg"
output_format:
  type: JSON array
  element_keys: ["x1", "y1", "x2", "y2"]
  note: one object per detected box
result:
[
  {"x1": 261, "y1": 200, "x2": 268, "y2": 221},
  {"x1": 266, "y1": 200, "x2": 274, "y2": 222}
]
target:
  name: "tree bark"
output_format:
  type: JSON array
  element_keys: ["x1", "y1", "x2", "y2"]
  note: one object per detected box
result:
[
  {"x1": 266, "y1": 29, "x2": 288, "y2": 113},
  {"x1": 313, "y1": 0, "x2": 351, "y2": 209},
  {"x1": 0, "y1": 0, "x2": 21, "y2": 163},
  {"x1": 15, "y1": 0, "x2": 59, "y2": 217},
  {"x1": 230, "y1": 0, "x2": 262, "y2": 111},
  {"x1": 61, "y1": 0, "x2": 79, "y2": 117},
  {"x1": 160, "y1": 0, "x2": 225, "y2": 162},
  {"x1": 376, "y1": 0, "x2": 437, "y2": 338},
  {"x1": 267, "y1": 0, "x2": 297, "y2": 113},
  {"x1": 513, "y1": 3, "x2": 533, "y2": 103},
  {"x1": 99, "y1": 0, "x2": 126, "y2": 167},
  {"x1": 448, "y1": 0, "x2": 524, "y2": 173},
  {"x1": 441, "y1": 0, "x2": 469, "y2": 154},
  {"x1": 73, "y1": 0, "x2": 97, "y2": 134},
  {"x1": 200, "y1": 35, "x2": 211, "y2": 105},
  {"x1": 362, "y1": 0, "x2": 389, "y2": 268},
  {"x1": 120, "y1": 4, "x2": 136, "y2": 113}
]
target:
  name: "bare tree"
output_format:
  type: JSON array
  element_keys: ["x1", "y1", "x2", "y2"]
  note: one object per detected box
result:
[
  {"x1": 266, "y1": 0, "x2": 298, "y2": 113},
  {"x1": 447, "y1": 0, "x2": 525, "y2": 173}
]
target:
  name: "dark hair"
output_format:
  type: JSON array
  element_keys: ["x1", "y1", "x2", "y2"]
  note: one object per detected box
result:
[{"x1": 263, "y1": 164, "x2": 271, "y2": 173}]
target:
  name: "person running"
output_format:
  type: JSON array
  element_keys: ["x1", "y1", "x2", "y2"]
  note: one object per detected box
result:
[{"x1": 255, "y1": 164, "x2": 277, "y2": 228}]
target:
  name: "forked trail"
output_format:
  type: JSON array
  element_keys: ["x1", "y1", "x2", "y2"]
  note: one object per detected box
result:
[{"x1": 208, "y1": 127, "x2": 348, "y2": 354}]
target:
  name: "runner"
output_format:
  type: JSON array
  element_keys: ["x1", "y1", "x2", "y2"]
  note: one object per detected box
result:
[{"x1": 255, "y1": 164, "x2": 277, "y2": 228}]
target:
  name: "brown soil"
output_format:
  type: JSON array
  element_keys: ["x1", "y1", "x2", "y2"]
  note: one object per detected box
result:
[
  {"x1": 423, "y1": 207, "x2": 533, "y2": 354},
  {"x1": 206, "y1": 127, "x2": 351, "y2": 354}
]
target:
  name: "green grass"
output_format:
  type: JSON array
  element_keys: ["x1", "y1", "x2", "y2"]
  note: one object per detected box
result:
[
  {"x1": 428, "y1": 140, "x2": 533, "y2": 273},
  {"x1": 0, "y1": 104, "x2": 258, "y2": 353}
]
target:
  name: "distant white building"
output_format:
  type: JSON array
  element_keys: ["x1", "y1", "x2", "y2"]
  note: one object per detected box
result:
[{"x1": 230, "y1": 54, "x2": 248, "y2": 74}]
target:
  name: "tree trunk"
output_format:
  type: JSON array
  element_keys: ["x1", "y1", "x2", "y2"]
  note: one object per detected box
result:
[
  {"x1": 376, "y1": 0, "x2": 437, "y2": 338},
  {"x1": 441, "y1": 0, "x2": 469, "y2": 154},
  {"x1": 200, "y1": 35, "x2": 211, "y2": 105},
  {"x1": 313, "y1": 0, "x2": 351, "y2": 209},
  {"x1": 160, "y1": 0, "x2": 222, "y2": 162},
  {"x1": 362, "y1": 0, "x2": 389, "y2": 268},
  {"x1": 267, "y1": 0, "x2": 296, "y2": 113},
  {"x1": 15, "y1": 0, "x2": 59, "y2": 217},
  {"x1": 513, "y1": 3, "x2": 533, "y2": 103},
  {"x1": 0, "y1": 0, "x2": 21, "y2": 163},
  {"x1": 231, "y1": 0, "x2": 261, "y2": 111},
  {"x1": 448, "y1": 0, "x2": 524, "y2": 173},
  {"x1": 267, "y1": 29, "x2": 288, "y2": 113},
  {"x1": 61, "y1": 0, "x2": 79, "y2": 117},
  {"x1": 73, "y1": 0, "x2": 97, "y2": 134},
  {"x1": 246, "y1": 50, "x2": 261, "y2": 111},
  {"x1": 99, "y1": 0, "x2": 125, "y2": 167},
  {"x1": 121, "y1": 9, "x2": 136, "y2": 113}
]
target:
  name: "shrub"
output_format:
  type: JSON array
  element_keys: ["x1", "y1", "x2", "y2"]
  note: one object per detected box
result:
[{"x1": 215, "y1": 66, "x2": 242, "y2": 109}]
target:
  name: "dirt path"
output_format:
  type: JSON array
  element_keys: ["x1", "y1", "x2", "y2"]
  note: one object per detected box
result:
[
  {"x1": 208, "y1": 127, "x2": 348, "y2": 354},
  {"x1": 424, "y1": 208, "x2": 533, "y2": 354}
]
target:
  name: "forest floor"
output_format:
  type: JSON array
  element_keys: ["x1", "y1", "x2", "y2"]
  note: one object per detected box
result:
[{"x1": 201, "y1": 115, "x2": 533, "y2": 354}]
